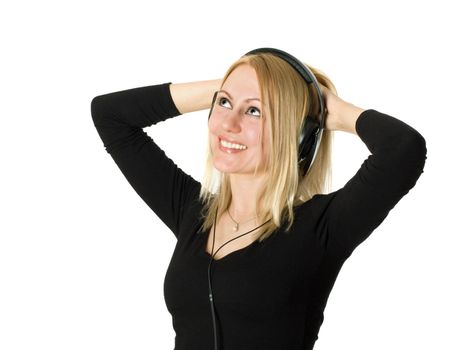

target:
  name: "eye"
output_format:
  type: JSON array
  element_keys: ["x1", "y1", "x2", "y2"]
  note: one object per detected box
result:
[
  {"x1": 218, "y1": 97, "x2": 231, "y2": 109},
  {"x1": 247, "y1": 106, "x2": 261, "y2": 118}
]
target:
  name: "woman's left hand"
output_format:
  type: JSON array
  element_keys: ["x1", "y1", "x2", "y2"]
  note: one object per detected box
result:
[{"x1": 319, "y1": 85, "x2": 365, "y2": 134}]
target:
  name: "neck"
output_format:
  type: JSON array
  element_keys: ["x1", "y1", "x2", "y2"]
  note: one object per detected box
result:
[{"x1": 227, "y1": 172, "x2": 267, "y2": 220}]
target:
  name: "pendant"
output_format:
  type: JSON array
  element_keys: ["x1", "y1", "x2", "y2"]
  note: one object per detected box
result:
[{"x1": 233, "y1": 224, "x2": 238, "y2": 232}]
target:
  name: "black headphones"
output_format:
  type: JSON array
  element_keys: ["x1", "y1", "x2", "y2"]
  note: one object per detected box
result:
[{"x1": 208, "y1": 47, "x2": 326, "y2": 177}]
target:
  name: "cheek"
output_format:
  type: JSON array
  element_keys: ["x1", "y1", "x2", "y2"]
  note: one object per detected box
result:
[
  {"x1": 208, "y1": 122, "x2": 219, "y2": 151},
  {"x1": 207, "y1": 123, "x2": 216, "y2": 143},
  {"x1": 246, "y1": 121, "x2": 264, "y2": 145},
  {"x1": 208, "y1": 115, "x2": 220, "y2": 135},
  {"x1": 261, "y1": 125, "x2": 270, "y2": 158}
]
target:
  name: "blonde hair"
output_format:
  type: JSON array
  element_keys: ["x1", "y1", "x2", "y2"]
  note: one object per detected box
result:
[{"x1": 198, "y1": 53, "x2": 337, "y2": 242}]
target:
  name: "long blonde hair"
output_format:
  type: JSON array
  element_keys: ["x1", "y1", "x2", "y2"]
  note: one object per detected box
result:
[{"x1": 198, "y1": 53, "x2": 337, "y2": 242}]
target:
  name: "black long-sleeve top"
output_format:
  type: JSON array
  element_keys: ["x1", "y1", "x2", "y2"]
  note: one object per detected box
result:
[{"x1": 90, "y1": 82, "x2": 427, "y2": 350}]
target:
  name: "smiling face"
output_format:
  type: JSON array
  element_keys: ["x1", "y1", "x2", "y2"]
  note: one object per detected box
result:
[{"x1": 208, "y1": 64, "x2": 270, "y2": 176}]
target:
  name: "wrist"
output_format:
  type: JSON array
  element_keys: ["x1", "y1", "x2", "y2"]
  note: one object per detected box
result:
[{"x1": 332, "y1": 101, "x2": 365, "y2": 135}]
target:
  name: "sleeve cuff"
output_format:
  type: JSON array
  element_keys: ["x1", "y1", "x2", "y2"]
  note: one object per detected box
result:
[{"x1": 165, "y1": 82, "x2": 182, "y2": 116}]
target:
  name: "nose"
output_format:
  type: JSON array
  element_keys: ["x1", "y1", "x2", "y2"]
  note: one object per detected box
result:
[{"x1": 221, "y1": 109, "x2": 241, "y2": 133}]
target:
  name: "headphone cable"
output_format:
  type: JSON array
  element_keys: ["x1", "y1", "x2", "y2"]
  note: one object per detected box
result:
[{"x1": 207, "y1": 204, "x2": 271, "y2": 350}]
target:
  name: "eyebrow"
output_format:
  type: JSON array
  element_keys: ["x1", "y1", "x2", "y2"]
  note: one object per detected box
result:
[{"x1": 217, "y1": 90, "x2": 260, "y2": 102}]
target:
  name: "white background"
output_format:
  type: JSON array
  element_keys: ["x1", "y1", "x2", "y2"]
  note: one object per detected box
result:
[{"x1": 1, "y1": 0, "x2": 459, "y2": 349}]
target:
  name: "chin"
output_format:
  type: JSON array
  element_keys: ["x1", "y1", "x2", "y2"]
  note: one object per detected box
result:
[{"x1": 212, "y1": 162, "x2": 238, "y2": 174}]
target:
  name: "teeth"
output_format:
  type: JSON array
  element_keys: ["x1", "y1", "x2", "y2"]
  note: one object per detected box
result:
[{"x1": 220, "y1": 139, "x2": 247, "y2": 150}]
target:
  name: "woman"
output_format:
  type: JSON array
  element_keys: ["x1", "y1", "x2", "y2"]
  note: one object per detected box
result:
[{"x1": 91, "y1": 48, "x2": 427, "y2": 350}]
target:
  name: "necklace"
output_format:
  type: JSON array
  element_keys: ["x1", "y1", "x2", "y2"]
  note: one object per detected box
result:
[{"x1": 226, "y1": 208, "x2": 259, "y2": 232}]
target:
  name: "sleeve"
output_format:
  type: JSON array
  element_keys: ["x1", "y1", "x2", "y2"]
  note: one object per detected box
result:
[
  {"x1": 90, "y1": 82, "x2": 202, "y2": 238},
  {"x1": 321, "y1": 109, "x2": 427, "y2": 257}
]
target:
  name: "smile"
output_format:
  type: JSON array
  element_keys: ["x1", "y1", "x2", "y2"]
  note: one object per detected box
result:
[
  {"x1": 219, "y1": 140, "x2": 247, "y2": 154},
  {"x1": 220, "y1": 139, "x2": 247, "y2": 150}
]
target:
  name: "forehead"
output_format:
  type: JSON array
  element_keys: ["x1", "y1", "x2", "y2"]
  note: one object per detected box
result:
[{"x1": 222, "y1": 64, "x2": 260, "y2": 98}]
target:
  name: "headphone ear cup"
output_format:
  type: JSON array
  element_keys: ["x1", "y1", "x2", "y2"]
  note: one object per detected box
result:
[
  {"x1": 208, "y1": 91, "x2": 218, "y2": 120},
  {"x1": 298, "y1": 117, "x2": 320, "y2": 176}
]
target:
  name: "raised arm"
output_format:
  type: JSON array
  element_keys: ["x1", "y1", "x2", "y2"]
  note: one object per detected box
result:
[
  {"x1": 169, "y1": 79, "x2": 222, "y2": 114},
  {"x1": 317, "y1": 90, "x2": 427, "y2": 257},
  {"x1": 90, "y1": 80, "x2": 220, "y2": 238}
]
